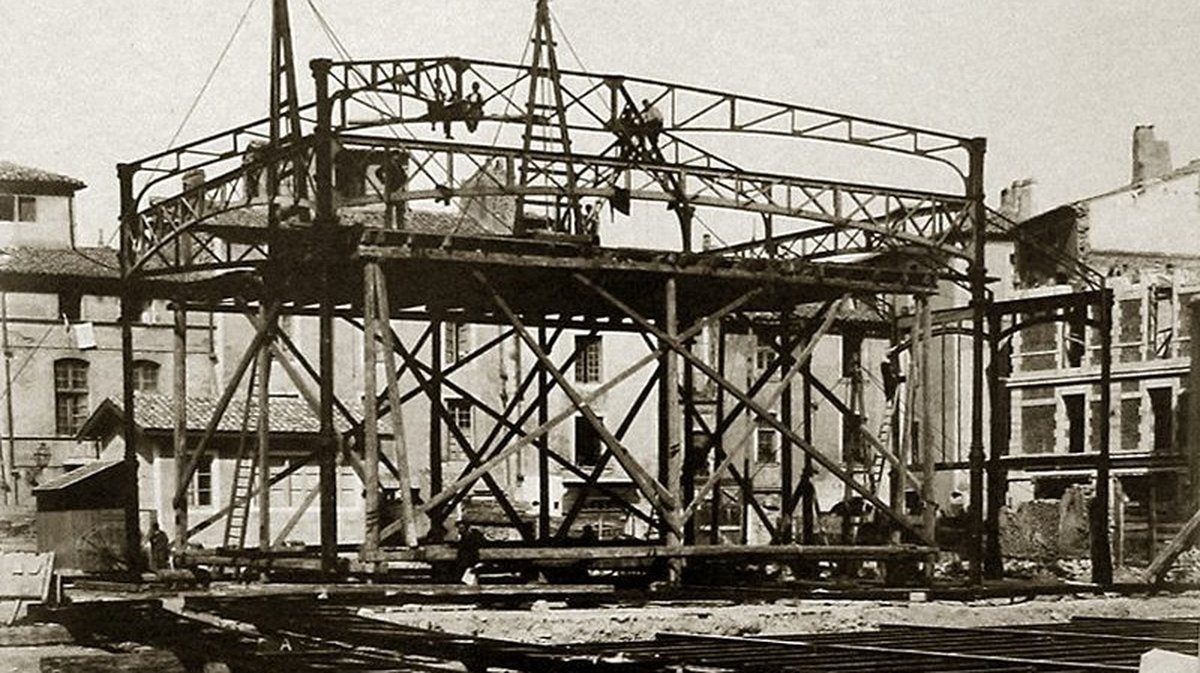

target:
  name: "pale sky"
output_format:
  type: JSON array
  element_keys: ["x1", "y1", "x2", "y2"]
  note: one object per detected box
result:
[{"x1": 2, "y1": 1, "x2": 1198, "y2": 244}]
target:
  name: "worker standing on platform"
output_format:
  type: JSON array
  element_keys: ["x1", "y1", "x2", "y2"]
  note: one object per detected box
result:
[
  {"x1": 464, "y1": 81, "x2": 485, "y2": 133},
  {"x1": 640, "y1": 98, "x2": 664, "y2": 151}
]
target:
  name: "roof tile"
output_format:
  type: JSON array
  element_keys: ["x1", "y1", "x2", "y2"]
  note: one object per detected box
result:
[{"x1": 0, "y1": 161, "x2": 86, "y2": 190}]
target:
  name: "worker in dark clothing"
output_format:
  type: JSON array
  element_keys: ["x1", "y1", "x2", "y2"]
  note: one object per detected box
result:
[
  {"x1": 146, "y1": 521, "x2": 170, "y2": 571},
  {"x1": 428, "y1": 78, "x2": 447, "y2": 133},
  {"x1": 455, "y1": 522, "x2": 485, "y2": 586},
  {"x1": 464, "y1": 82, "x2": 485, "y2": 133},
  {"x1": 640, "y1": 98, "x2": 664, "y2": 150},
  {"x1": 614, "y1": 103, "x2": 638, "y2": 159}
]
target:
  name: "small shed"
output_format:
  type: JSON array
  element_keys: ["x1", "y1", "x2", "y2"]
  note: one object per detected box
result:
[{"x1": 33, "y1": 459, "x2": 131, "y2": 573}]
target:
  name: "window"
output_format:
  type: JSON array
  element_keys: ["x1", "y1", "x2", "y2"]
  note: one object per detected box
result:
[
  {"x1": 1150, "y1": 287, "x2": 1174, "y2": 359},
  {"x1": 1120, "y1": 397, "x2": 1142, "y2": 452},
  {"x1": 1150, "y1": 388, "x2": 1173, "y2": 452},
  {"x1": 132, "y1": 360, "x2": 160, "y2": 393},
  {"x1": 54, "y1": 359, "x2": 89, "y2": 435},
  {"x1": 755, "y1": 333, "x2": 777, "y2": 371},
  {"x1": 445, "y1": 398, "x2": 473, "y2": 458},
  {"x1": 193, "y1": 456, "x2": 213, "y2": 507},
  {"x1": 574, "y1": 335, "x2": 602, "y2": 383},
  {"x1": 443, "y1": 321, "x2": 469, "y2": 364},
  {"x1": 1020, "y1": 404, "x2": 1055, "y2": 454},
  {"x1": 755, "y1": 421, "x2": 779, "y2": 464},
  {"x1": 1064, "y1": 310, "x2": 1086, "y2": 368},
  {"x1": 0, "y1": 195, "x2": 36, "y2": 222},
  {"x1": 58, "y1": 290, "x2": 82, "y2": 323},
  {"x1": 574, "y1": 416, "x2": 603, "y2": 467},
  {"x1": 1064, "y1": 394, "x2": 1085, "y2": 454}
]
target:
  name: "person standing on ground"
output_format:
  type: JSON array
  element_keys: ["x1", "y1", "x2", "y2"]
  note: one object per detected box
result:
[{"x1": 146, "y1": 521, "x2": 170, "y2": 571}]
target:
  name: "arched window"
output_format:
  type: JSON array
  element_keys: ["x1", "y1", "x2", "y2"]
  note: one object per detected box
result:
[
  {"x1": 54, "y1": 359, "x2": 89, "y2": 436},
  {"x1": 132, "y1": 360, "x2": 160, "y2": 393}
]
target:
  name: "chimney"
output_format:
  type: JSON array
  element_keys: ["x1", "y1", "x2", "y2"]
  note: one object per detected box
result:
[
  {"x1": 1132, "y1": 125, "x2": 1172, "y2": 184},
  {"x1": 999, "y1": 178, "x2": 1036, "y2": 222}
]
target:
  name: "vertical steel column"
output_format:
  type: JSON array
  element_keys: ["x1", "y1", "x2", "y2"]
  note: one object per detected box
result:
[
  {"x1": 967, "y1": 137, "x2": 988, "y2": 586},
  {"x1": 664, "y1": 277, "x2": 684, "y2": 581},
  {"x1": 537, "y1": 326, "x2": 551, "y2": 540},
  {"x1": 117, "y1": 163, "x2": 144, "y2": 573},
  {"x1": 1093, "y1": 288, "x2": 1114, "y2": 585},
  {"x1": 361, "y1": 264, "x2": 381, "y2": 556},
  {"x1": 256, "y1": 310, "x2": 273, "y2": 550},
  {"x1": 312, "y1": 58, "x2": 338, "y2": 573},
  {"x1": 173, "y1": 301, "x2": 188, "y2": 550}
]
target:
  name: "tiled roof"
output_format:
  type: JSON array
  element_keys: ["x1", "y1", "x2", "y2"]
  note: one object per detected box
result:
[
  {"x1": 79, "y1": 392, "x2": 378, "y2": 438},
  {"x1": 0, "y1": 246, "x2": 119, "y2": 279},
  {"x1": 33, "y1": 459, "x2": 123, "y2": 492},
  {"x1": 131, "y1": 392, "x2": 352, "y2": 435},
  {"x1": 0, "y1": 161, "x2": 86, "y2": 190}
]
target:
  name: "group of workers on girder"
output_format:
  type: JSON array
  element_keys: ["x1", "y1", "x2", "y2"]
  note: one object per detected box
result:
[
  {"x1": 613, "y1": 98, "x2": 664, "y2": 160},
  {"x1": 425, "y1": 77, "x2": 486, "y2": 139}
]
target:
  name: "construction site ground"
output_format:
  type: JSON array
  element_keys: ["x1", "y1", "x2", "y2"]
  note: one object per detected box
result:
[
  {"x1": 5, "y1": 581, "x2": 1200, "y2": 672},
  {"x1": 363, "y1": 589, "x2": 1200, "y2": 644}
]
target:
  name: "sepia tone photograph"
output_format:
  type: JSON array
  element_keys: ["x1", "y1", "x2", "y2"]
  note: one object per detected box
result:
[{"x1": 1, "y1": 1, "x2": 1200, "y2": 670}]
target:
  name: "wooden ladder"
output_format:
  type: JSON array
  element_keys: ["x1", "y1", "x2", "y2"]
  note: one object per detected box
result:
[{"x1": 222, "y1": 362, "x2": 261, "y2": 549}]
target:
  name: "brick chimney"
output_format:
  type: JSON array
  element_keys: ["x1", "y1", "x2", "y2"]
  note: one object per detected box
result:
[
  {"x1": 999, "y1": 178, "x2": 1036, "y2": 222},
  {"x1": 1132, "y1": 125, "x2": 1172, "y2": 184}
]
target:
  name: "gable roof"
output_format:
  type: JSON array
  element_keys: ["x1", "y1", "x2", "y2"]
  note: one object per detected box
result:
[
  {"x1": 0, "y1": 161, "x2": 86, "y2": 194},
  {"x1": 32, "y1": 459, "x2": 123, "y2": 493},
  {"x1": 0, "y1": 246, "x2": 118, "y2": 279},
  {"x1": 77, "y1": 392, "x2": 380, "y2": 441}
]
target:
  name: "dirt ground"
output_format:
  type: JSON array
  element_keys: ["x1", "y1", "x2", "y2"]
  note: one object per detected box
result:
[{"x1": 364, "y1": 592, "x2": 1200, "y2": 644}]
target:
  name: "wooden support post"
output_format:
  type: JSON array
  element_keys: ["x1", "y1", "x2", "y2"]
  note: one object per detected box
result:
[
  {"x1": 0, "y1": 293, "x2": 14, "y2": 505},
  {"x1": 172, "y1": 300, "x2": 188, "y2": 552},
  {"x1": 313, "y1": 57, "x2": 338, "y2": 574},
  {"x1": 117, "y1": 163, "x2": 144, "y2": 573},
  {"x1": 1148, "y1": 480, "x2": 1159, "y2": 557},
  {"x1": 1092, "y1": 288, "x2": 1114, "y2": 585},
  {"x1": 374, "y1": 266, "x2": 418, "y2": 548},
  {"x1": 919, "y1": 295, "x2": 937, "y2": 571},
  {"x1": 779, "y1": 352, "x2": 794, "y2": 544},
  {"x1": 428, "y1": 317, "x2": 445, "y2": 541},
  {"x1": 711, "y1": 324, "x2": 726, "y2": 544},
  {"x1": 985, "y1": 310, "x2": 1008, "y2": 578},
  {"x1": 967, "y1": 137, "x2": 987, "y2": 586},
  {"x1": 664, "y1": 277, "x2": 684, "y2": 581},
  {"x1": 801, "y1": 358, "x2": 815, "y2": 545},
  {"x1": 888, "y1": 327, "x2": 903, "y2": 547},
  {"x1": 256, "y1": 309, "x2": 273, "y2": 550},
  {"x1": 1189, "y1": 296, "x2": 1200, "y2": 512},
  {"x1": 537, "y1": 326, "x2": 551, "y2": 541},
  {"x1": 361, "y1": 264, "x2": 382, "y2": 557},
  {"x1": 840, "y1": 330, "x2": 863, "y2": 545},
  {"x1": 683, "y1": 343, "x2": 697, "y2": 545}
]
